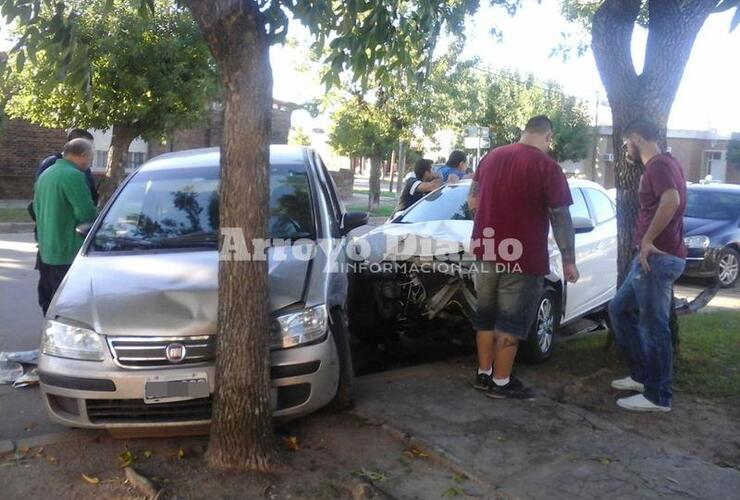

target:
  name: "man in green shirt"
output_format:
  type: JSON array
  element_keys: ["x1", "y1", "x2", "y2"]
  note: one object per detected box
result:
[{"x1": 34, "y1": 138, "x2": 98, "y2": 315}]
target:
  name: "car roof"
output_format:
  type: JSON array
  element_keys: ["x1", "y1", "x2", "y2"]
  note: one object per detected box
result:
[
  {"x1": 447, "y1": 177, "x2": 608, "y2": 191},
  {"x1": 140, "y1": 145, "x2": 313, "y2": 172},
  {"x1": 687, "y1": 183, "x2": 740, "y2": 194}
]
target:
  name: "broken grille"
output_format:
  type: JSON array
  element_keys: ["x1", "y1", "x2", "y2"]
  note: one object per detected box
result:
[{"x1": 107, "y1": 335, "x2": 216, "y2": 368}]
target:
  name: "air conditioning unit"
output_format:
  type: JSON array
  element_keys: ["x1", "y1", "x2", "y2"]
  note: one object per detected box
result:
[{"x1": 600, "y1": 153, "x2": 615, "y2": 162}]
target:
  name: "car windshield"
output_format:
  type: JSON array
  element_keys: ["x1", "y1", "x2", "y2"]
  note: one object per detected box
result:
[
  {"x1": 91, "y1": 164, "x2": 315, "y2": 251},
  {"x1": 397, "y1": 183, "x2": 473, "y2": 223},
  {"x1": 685, "y1": 190, "x2": 740, "y2": 220}
]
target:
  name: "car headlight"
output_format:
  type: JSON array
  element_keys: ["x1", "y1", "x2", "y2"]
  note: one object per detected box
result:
[
  {"x1": 683, "y1": 235, "x2": 710, "y2": 249},
  {"x1": 41, "y1": 319, "x2": 104, "y2": 361},
  {"x1": 270, "y1": 305, "x2": 328, "y2": 349}
]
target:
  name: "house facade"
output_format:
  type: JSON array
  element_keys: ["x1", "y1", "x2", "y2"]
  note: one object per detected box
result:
[{"x1": 0, "y1": 99, "x2": 295, "y2": 199}]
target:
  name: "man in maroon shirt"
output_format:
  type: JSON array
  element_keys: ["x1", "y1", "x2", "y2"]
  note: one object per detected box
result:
[
  {"x1": 608, "y1": 118, "x2": 687, "y2": 412},
  {"x1": 468, "y1": 116, "x2": 579, "y2": 399}
]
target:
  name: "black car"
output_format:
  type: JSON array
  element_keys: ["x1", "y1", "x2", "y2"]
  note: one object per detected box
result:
[{"x1": 682, "y1": 183, "x2": 740, "y2": 288}]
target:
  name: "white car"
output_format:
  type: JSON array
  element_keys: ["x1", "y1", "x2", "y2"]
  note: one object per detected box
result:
[{"x1": 348, "y1": 179, "x2": 617, "y2": 361}]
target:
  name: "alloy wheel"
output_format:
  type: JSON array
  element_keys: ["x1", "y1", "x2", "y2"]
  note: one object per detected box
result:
[
  {"x1": 718, "y1": 251, "x2": 739, "y2": 287},
  {"x1": 536, "y1": 298, "x2": 554, "y2": 354}
]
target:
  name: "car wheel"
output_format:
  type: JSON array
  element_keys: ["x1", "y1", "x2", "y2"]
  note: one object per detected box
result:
[
  {"x1": 327, "y1": 309, "x2": 354, "y2": 412},
  {"x1": 716, "y1": 247, "x2": 739, "y2": 288},
  {"x1": 520, "y1": 287, "x2": 559, "y2": 363}
]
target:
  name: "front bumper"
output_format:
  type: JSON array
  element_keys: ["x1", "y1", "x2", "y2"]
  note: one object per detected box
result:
[
  {"x1": 39, "y1": 333, "x2": 339, "y2": 428},
  {"x1": 682, "y1": 247, "x2": 720, "y2": 278}
]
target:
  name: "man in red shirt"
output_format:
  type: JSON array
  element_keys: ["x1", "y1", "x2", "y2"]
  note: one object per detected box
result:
[
  {"x1": 608, "y1": 118, "x2": 687, "y2": 412},
  {"x1": 468, "y1": 116, "x2": 579, "y2": 399}
]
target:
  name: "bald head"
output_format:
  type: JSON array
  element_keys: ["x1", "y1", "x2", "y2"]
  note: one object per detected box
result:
[{"x1": 63, "y1": 138, "x2": 94, "y2": 170}]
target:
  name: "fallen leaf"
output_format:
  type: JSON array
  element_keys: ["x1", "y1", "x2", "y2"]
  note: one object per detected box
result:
[
  {"x1": 24, "y1": 422, "x2": 37, "y2": 432},
  {"x1": 452, "y1": 473, "x2": 468, "y2": 483},
  {"x1": 282, "y1": 436, "x2": 299, "y2": 452},
  {"x1": 357, "y1": 468, "x2": 391, "y2": 482},
  {"x1": 442, "y1": 487, "x2": 465, "y2": 497},
  {"x1": 46, "y1": 456, "x2": 57, "y2": 463},
  {"x1": 177, "y1": 448, "x2": 185, "y2": 460},
  {"x1": 598, "y1": 457, "x2": 611, "y2": 465},
  {"x1": 81, "y1": 473, "x2": 100, "y2": 485},
  {"x1": 143, "y1": 450, "x2": 153, "y2": 459},
  {"x1": 403, "y1": 446, "x2": 428, "y2": 459},
  {"x1": 119, "y1": 450, "x2": 135, "y2": 468}
]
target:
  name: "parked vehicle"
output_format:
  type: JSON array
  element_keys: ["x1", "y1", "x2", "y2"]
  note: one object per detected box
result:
[
  {"x1": 348, "y1": 179, "x2": 618, "y2": 362},
  {"x1": 682, "y1": 183, "x2": 740, "y2": 288},
  {"x1": 38, "y1": 146, "x2": 367, "y2": 429}
]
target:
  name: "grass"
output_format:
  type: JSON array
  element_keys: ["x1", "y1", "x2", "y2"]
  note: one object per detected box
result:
[
  {"x1": 352, "y1": 189, "x2": 398, "y2": 199},
  {"x1": 557, "y1": 311, "x2": 740, "y2": 399},
  {"x1": 0, "y1": 207, "x2": 32, "y2": 223},
  {"x1": 347, "y1": 204, "x2": 395, "y2": 218}
]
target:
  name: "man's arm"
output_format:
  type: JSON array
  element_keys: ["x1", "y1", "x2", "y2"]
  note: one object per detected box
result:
[
  {"x1": 548, "y1": 206, "x2": 578, "y2": 282},
  {"x1": 639, "y1": 189, "x2": 680, "y2": 271},
  {"x1": 415, "y1": 178, "x2": 442, "y2": 193},
  {"x1": 62, "y1": 171, "x2": 98, "y2": 224},
  {"x1": 467, "y1": 180, "x2": 479, "y2": 217}
]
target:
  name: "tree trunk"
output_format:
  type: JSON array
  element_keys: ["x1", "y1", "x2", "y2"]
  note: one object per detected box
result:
[
  {"x1": 388, "y1": 148, "x2": 396, "y2": 193},
  {"x1": 98, "y1": 125, "x2": 137, "y2": 206},
  {"x1": 185, "y1": 0, "x2": 276, "y2": 471},
  {"x1": 395, "y1": 141, "x2": 406, "y2": 197},
  {"x1": 368, "y1": 156, "x2": 381, "y2": 212},
  {"x1": 592, "y1": 0, "x2": 716, "y2": 349}
]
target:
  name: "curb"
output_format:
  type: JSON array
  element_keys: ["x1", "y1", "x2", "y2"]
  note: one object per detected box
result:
[
  {"x1": 0, "y1": 429, "x2": 97, "y2": 456},
  {"x1": 0, "y1": 222, "x2": 34, "y2": 234},
  {"x1": 350, "y1": 410, "x2": 498, "y2": 496}
]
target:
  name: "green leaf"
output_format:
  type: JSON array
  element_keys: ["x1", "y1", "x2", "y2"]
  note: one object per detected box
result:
[{"x1": 15, "y1": 51, "x2": 26, "y2": 73}]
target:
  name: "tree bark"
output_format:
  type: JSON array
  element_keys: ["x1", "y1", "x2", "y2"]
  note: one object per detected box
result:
[
  {"x1": 98, "y1": 124, "x2": 137, "y2": 206},
  {"x1": 395, "y1": 141, "x2": 406, "y2": 197},
  {"x1": 185, "y1": 0, "x2": 276, "y2": 471},
  {"x1": 592, "y1": 0, "x2": 716, "y2": 349},
  {"x1": 388, "y1": 148, "x2": 396, "y2": 193},
  {"x1": 368, "y1": 156, "x2": 381, "y2": 212}
]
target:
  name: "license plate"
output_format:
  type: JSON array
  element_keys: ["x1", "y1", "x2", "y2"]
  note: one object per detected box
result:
[{"x1": 145, "y1": 372, "x2": 209, "y2": 404}]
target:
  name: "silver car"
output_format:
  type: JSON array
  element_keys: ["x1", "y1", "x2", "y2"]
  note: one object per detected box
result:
[{"x1": 38, "y1": 146, "x2": 367, "y2": 428}]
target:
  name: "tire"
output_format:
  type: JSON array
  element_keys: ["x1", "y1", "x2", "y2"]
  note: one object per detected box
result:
[
  {"x1": 716, "y1": 247, "x2": 739, "y2": 288},
  {"x1": 327, "y1": 309, "x2": 355, "y2": 412},
  {"x1": 520, "y1": 287, "x2": 560, "y2": 363}
]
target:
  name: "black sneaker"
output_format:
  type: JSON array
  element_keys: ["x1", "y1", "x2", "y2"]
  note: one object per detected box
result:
[
  {"x1": 473, "y1": 372, "x2": 493, "y2": 391},
  {"x1": 485, "y1": 376, "x2": 534, "y2": 400}
]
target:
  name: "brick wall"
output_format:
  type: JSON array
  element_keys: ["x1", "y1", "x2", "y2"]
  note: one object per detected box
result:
[{"x1": 0, "y1": 119, "x2": 66, "y2": 199}]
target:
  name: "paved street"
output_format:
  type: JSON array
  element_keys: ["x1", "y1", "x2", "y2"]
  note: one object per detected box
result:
[{"x1": 0, "y1": 232, "x2": 64, "y2": 440}]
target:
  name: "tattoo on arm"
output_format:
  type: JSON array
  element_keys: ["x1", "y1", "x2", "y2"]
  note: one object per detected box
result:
[
  {"x1": 549, "y1": 206, "x2": 576, "y2": 265},
  {"x1": 468, "y1": 181, "x2": 479, "y2": 217}
]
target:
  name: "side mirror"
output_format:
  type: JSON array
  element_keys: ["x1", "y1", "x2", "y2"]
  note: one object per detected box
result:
[
  {"x1": 341, "y1": 212, "x2": 369, "y2": 235},
  {"x1": 76, "y1": 222, "x2": 93, "y2": 237},
  {"x1": 572, "y1": 216, "x2": 595, "y2": 234}
]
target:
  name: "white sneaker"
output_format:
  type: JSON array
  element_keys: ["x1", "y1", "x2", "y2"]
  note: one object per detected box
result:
[
  {"x1": 616, "y1": 394, "x2": 670, "y2": 412},
  {"x1": 611, "y1": 376, "x2": 644, "y2": 392}
]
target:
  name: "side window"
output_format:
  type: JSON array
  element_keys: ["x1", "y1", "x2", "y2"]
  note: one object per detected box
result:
[
  {"x1": 569, "y1": 188, "x2": 590, "y2": 220},
  {"x1": 586, "y1": 189, "x2": 616, "y2": 224},
  {"x1": 316, "y1": 155, "x2": 343, "y2": 223}
]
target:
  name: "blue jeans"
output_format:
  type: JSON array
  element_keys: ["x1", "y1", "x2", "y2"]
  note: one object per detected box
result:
[{"x1": 608, "y1": 254, "x2": 685, "y2": 407}]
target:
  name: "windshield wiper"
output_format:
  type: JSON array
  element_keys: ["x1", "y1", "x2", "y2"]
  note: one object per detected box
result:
[
  {"x1": 94, "y1": 235, "x2": 154, "y2": 250},
  {"x1": 152, "y1": 232, "x2": 219, "y2": 248}
]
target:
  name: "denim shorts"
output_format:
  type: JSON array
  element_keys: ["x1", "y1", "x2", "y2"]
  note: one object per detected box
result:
[{"x1": 472, "y1": 261, "x2": 544, "y2": 339}]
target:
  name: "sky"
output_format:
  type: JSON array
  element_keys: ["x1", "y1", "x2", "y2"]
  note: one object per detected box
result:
[
  {"x1": 271, "y1": 0, "x2": 740, "y2": 134},
  {"x1": 2, "y1": 1, "x2": 738, "y2": 134}
]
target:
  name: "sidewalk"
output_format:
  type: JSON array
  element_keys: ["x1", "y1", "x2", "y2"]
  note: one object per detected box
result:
[{"x1": 352, "y1": 360, "x2": 740, "y2": 499}]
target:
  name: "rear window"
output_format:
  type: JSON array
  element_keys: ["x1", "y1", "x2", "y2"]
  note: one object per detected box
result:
[
  {"x1": 398, "y1": 184, "x2": 472, "y2": 223},
  {"x1": 685, "y1": 190, "x2": 740, "y2": 220},
  {"x1": 91, "y1": 164, "x2": 315, "y2": 252}
]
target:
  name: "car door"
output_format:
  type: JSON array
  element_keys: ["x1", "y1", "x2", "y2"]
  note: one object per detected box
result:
[
  {"x1": 580, "y1": 187, "x2": 618, "y2": 311},
  {"x1": 561, "y1": 187, "x2": 601, "y2": 322}
]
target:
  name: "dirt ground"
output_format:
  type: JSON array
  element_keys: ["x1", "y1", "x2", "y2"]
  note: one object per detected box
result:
[
  {"x1": 519, "y1": 333, "x2": 740, "y2": 471},
  {"x1": 0, "y1": 411, "x2": 486, "y2": 499}
]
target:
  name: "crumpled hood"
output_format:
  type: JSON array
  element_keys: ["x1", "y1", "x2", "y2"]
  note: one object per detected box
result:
[
  {"x1": 353, "y1": 220, "x2": 475, "y2": 262},
  {"x1": 683, "y1": 216, "x2": 732, "y2": 237},
  {"x1": 50, "y1": 248, "x2": 310, "y2": 336}
]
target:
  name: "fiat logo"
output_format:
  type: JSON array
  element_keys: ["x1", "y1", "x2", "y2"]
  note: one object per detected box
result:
[{"x1": 165, "y1": 343, "x2": 187, "y2": 363}]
